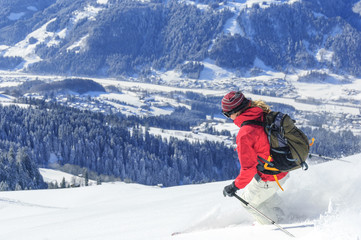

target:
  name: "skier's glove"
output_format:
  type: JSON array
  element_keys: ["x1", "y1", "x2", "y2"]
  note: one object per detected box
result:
[{"x1": 223, "y1": 182, "x2": 239, "y2": 197}]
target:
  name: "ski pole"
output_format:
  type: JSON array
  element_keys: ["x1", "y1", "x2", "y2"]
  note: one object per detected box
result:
[{"x1": 233, "y1": 193, "x2": 295, "y2": 238}]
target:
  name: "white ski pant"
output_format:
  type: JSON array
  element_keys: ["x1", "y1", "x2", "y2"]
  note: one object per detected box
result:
[{"x1": 241, "y1": 174, "x2": 289, "y2": 225}]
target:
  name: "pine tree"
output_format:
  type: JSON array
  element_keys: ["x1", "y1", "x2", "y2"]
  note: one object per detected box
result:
[
  {"x1": 96, "y1": 176, "x2": 102, "y2": 185},
  {"x1": 84, "y1": 169, "x2": 89, "y2": 187},
  {"x1": 0, "y1": 181, "x2": 9, "y2": 191},
  {"x1": 60, "y1": 177, "x2": 66, "y2": 188}
]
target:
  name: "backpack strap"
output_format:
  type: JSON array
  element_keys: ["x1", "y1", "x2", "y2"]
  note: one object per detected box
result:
[
  {"x1": 258, "y1": 156, "x2": 284, "y2": 191},
  {"x1": 241, "y1": 119, "x2": 273, "y2": 148},
  {"x1": 241, "y1": 120, "x2": 265, "y2": 128}
]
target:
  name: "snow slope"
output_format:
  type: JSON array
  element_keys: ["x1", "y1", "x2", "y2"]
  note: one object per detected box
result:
[
  {"x1": 0, "y1": 154, "x2": 360, "y2": 240},
  {"x1": 39, "y1": 168, "x2": 96, "y2": 186}
]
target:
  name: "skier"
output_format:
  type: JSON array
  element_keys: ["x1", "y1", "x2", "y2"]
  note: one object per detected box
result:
[{"x1": 221, "y1": 90, "x2": 289, "y2": 224}]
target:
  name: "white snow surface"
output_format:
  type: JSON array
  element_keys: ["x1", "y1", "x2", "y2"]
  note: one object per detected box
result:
[
  {"x1": 27, "y1": 6, "x2": 38, "y2": 12},
  {"x1": 72, "y1": 4, "x2": 104, "y2": 23},
  {"x1": 353, "y1": 1, "x2": 361, "y2": 16},
  {"x1": 39, "y1": 168, "x2": 96, "y2": 186},
  {"x1": 0, "y1": 154, "x2": 360, "y2": 239},
  {"x1": 7, "y1": 12, "x2": 26, "y2": 21},
  {"x1": 97, "y1": 0, "x2": 109, "y2": 5},
  {"x1": 67, "y1": 34, "x2": 90, "y2": 53}
]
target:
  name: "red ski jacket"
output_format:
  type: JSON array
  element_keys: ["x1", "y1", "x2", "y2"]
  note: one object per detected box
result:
[{"x1": 233, "y1": 107, "x2": 288, "y2": 189}]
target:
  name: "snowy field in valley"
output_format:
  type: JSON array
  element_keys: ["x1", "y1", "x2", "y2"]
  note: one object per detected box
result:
[
  {"x1": 0, "y1": 153, "x2": 360, "y2": 240},
  {"x1": 2, "y1": 69, "x2": 361, "y2": 117},
  {"x1": 1, "y1": 69, "x2": 361, "y2": 138}
]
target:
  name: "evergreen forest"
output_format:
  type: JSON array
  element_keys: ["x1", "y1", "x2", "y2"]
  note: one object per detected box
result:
[{"x1": 1, "y1": 98, "x2": 360, "y2": 191}]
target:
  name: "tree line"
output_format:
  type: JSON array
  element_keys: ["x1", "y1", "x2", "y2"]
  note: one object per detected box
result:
[
  {"x1": 0, "y1": 101, "x2": 238, "y2": 189},
  {"x1": 1, "y1": 94, "x2": 360, "y2": 191}
]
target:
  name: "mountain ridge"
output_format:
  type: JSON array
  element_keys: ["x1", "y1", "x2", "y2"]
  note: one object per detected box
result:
[{"x1": 0, "y1": 0, "x2": 360, "y2": 77}]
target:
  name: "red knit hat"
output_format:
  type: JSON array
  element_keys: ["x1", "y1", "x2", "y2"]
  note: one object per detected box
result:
[{"x1": 221, "y1": 91, "x2": 250, "y2": 115}]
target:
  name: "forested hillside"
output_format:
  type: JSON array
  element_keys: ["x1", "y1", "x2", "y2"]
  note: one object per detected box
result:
[
  {"x1": 27, "y1": 0, "x2": 233, "y2": 76},
  {"x1": 1, "y1": 0, "x2": 361, "y2": 76},
  {"x1": 235, "y1": 0, "x2": 361, "y2": 75},
  {"x1": 0, "y1": 101, "x2": 238, "y2": 187}
]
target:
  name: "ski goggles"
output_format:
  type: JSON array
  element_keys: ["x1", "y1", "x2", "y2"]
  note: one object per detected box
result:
[{"x1": 222, "y1": 110, "x2": 233, "y2": 118}]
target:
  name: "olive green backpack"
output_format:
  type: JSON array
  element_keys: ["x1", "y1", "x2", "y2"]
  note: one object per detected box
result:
[{"x1": 241, "y1": 111, "x2": 310, "y2": 175}]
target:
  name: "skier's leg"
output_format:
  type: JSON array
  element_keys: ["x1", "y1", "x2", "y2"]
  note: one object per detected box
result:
[{"x1": 241, "y1": 175, "x2": 289, "y2": 224}]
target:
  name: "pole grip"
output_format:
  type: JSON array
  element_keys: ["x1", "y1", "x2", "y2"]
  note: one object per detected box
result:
[{"x1": 233, "y1": 193, "x2": 249, "y2": 206}]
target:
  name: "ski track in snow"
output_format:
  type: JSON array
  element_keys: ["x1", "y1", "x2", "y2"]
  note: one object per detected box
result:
[{"x1": 0, "y1": 197, "x2": 66, "y2": 209}]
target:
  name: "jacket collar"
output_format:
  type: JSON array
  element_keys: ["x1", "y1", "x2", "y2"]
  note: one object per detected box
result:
[{"x1": 233, "y1": 107, "x2": 264, "y2": 127}]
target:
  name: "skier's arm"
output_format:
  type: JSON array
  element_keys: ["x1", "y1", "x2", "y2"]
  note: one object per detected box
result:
[{"x1": 234, "y1": 134, "x2": 258, "y2": 189}]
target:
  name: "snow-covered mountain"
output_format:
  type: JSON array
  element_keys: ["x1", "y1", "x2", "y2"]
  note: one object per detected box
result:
[
  {"x1": 0, "y1": 153, "x2": 360, "y2": 240},
  {"x1": 1, "y1": 0, "x2": 361, "y2": 125},
  {"x1": 1, "y1": 0, "x2": 361, "y2": 136},
  {"x1": 1, "y1": 0, "x2": 361, "y2": 77}
]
